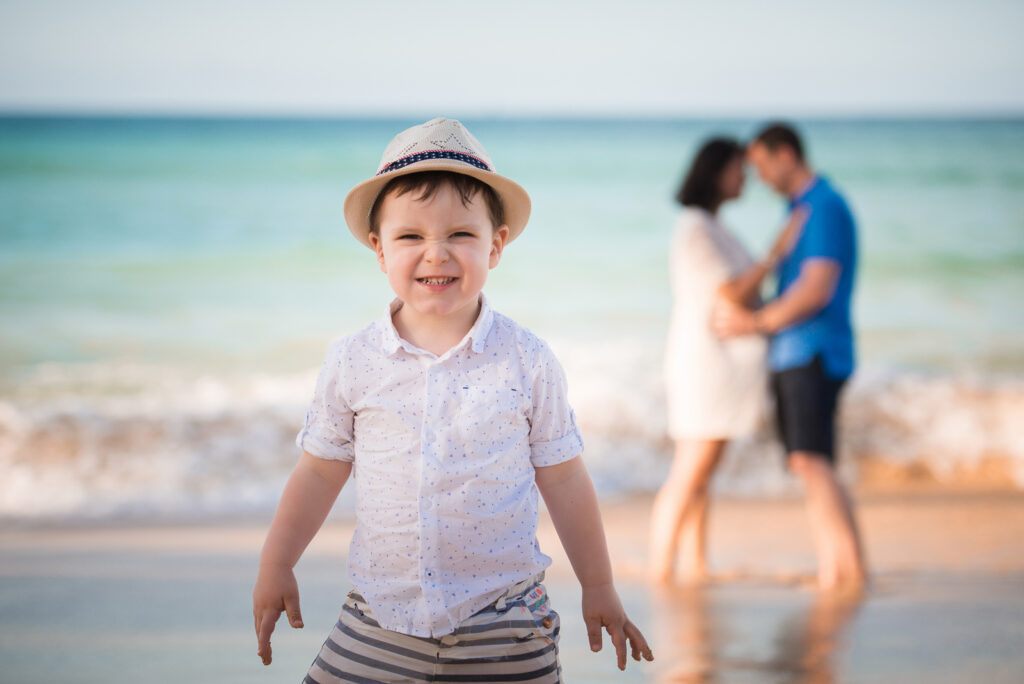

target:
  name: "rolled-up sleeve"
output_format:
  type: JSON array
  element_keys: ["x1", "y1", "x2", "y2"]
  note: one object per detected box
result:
[
  {"x1": 296, "y1": 341, "x2": 355, "y2": 462},
  {"x1": 528, "y1": 344, "x2": 584, "y2": 467}
]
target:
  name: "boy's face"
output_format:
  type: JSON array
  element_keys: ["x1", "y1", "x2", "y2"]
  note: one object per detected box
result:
[{"x1": 369, "y1": 182, "x2": 509, "y2": 327}]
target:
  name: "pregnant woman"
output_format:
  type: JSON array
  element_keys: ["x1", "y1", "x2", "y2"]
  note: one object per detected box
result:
[{"x1": 651, "y1": 137, "x2": 800, "y2": 583}]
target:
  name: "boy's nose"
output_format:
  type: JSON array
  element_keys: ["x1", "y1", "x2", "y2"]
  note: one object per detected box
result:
[{"x1": 424, "y1": 241, "x2": 450, "y2": 263}]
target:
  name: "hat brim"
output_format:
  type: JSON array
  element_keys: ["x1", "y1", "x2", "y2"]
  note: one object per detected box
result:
[{"x1": 343, "y1": 158, "x2": 531, "y2": 248}]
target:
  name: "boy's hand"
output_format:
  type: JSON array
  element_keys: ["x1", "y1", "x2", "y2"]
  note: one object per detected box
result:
[
  {"x1": 252, "y1": 563, "x2": 304, "y2": 666},
  {"x1": 581, "y1": 583, "x2": 654, "y2": 670}
]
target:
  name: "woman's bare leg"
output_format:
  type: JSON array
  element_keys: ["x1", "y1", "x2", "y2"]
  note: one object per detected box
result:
[
  {"x1": 677, "y1": 482, "x2": 710, "y2": 582},
  {"x1": 649, "y1": 439, "x2": 726, "y2": 583}
]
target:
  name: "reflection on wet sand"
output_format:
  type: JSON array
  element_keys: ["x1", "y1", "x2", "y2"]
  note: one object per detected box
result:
[
  {"x1": 652, "y1": 584, "x2": 863, "y2": 683},
  {"x1": 769, "y1": 591, "x2": 863, "y2": 683},
  {"x1": 652, "y1": 586, "x2": 722, "y2": 683}
]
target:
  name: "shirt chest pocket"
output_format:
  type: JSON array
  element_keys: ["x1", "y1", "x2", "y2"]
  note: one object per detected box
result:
[{"x1": 455, "y1": 385, "x2": 529, "y2": 450}]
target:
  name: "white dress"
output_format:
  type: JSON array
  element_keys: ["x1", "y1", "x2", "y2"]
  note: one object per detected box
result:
[{"x1": 664, "y1": 207, "x2": 768, "y2": 439}]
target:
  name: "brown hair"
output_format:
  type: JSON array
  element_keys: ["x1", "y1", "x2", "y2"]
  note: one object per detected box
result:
[
  {"x1": 368, "y1": 171, "x2": 505, "y2": 235},
  {"x1": 752, "y1": 122, "x2": 805, "y2": 162}
]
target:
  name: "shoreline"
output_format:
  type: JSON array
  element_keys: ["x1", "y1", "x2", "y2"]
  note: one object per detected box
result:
[
  {"x1": 4, "y1": 488, "x2": 1023, "y2": 573},
  {"x1": 2, "y1": 489, "x2": 1023, "y2": 682}
]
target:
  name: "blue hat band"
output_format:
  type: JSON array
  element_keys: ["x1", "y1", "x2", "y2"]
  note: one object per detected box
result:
[{"x1": 378, "y1": 150, "x2": 492, "y2": 176}]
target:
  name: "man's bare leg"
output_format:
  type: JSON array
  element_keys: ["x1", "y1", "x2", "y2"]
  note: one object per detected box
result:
[{"x1": 788, "y1": 451, "x2": 867, "y2": 590}]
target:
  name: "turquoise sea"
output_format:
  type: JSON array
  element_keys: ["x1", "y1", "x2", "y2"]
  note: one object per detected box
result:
[{"x1": 2, "y1": 116, "x2": 1023, "y2": 518}]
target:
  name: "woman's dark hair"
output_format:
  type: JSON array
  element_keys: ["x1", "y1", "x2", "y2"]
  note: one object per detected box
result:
[{"x1": 675, "y1": 137, "x2": 745, "y2": 210}]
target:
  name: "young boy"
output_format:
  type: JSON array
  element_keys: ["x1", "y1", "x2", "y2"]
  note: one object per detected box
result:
[{"x1": 252, "y1": 118, "x2": 653, "y2": 682}]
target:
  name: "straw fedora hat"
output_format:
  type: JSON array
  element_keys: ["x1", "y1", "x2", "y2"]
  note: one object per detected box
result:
[{"x1": 343, "y1": 118, "x2": 531, "y2": 248}]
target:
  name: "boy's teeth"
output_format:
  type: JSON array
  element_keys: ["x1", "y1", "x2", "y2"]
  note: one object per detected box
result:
[{"x1": 421, "y1": 278, "x2": 454, "y2": 284}]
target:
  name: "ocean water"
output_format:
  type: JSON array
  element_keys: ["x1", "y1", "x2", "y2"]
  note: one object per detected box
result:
[{"x1": 1, "y1": 116, "x2": 1023, "y2": 519}]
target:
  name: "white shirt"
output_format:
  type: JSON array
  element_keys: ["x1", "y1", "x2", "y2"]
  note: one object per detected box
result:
[{"x1": 297, "y1": 294, "x2": 583, "y2": 637}]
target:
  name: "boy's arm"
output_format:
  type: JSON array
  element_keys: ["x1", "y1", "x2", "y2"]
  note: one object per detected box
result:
[
  {"x1": 534, "y1": 456, "x2": 654, "y2": 670},
  {"x1": 253, "y1": 450, "x2": 352, "y2": 666}
]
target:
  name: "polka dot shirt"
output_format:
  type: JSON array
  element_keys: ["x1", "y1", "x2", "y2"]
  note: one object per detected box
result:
[{"x1": 296, "y1": 294, "x2": 583, "y2": 637}]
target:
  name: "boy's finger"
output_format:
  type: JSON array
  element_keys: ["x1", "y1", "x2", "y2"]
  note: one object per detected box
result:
[
  {"x1": 607, "y1": 622, "x2": 627, "y2": 670},
  {"x1": 257, "y1": 609, "x2": 281, "y2": 666},
  {"x1": 283, "y1": 594, "x2": 304, "y2": 629},
  {"x1": 625, "y1": 621, "x2": 654, "y2": 662},
  {"x1": 584, "y1": 616, "x2": 603, "y2": 652}
]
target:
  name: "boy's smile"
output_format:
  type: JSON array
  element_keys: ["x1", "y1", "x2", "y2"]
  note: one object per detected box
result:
[
  {"x1": 417, "y1": 276, "x2": 457, "y2": 291},
  {"x1": 369, "y1": 183, "x2": 509, "y2": 351}
]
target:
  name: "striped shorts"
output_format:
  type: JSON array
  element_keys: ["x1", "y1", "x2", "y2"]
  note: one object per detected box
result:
[{"x1": 304, "y1": 575, "x2": 561, "y2": 683}]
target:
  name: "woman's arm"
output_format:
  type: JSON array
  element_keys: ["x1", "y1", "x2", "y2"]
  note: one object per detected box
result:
[
  {"x1": 534, "y1": 456, "x2": 653, "y2": 670},
  {"x1": 716, "y1": 208, "x2": 807, "y2": 307},
  {"x1": 715, "y1": 258, "x2": 775, "y2": 307}
]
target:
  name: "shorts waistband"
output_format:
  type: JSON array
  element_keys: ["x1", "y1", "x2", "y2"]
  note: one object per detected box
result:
[{"x1": 492, "y1": 572, "x2": 545, "y2": 611}]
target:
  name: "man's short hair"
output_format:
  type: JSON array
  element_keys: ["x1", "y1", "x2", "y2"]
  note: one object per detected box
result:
[
  {"x1": 753, "y1": 123, "x2": 805, "y2": 162},
  {"x1": 368, "y1": 171, "x2": 505, "y2": 235}
]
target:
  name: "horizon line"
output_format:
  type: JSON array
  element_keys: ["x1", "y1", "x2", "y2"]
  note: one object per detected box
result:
[{"x1": 3, "y1": 109, "x2": 1024, "y2": 123}]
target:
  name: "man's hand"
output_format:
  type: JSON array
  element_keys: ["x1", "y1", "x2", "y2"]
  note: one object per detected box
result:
[
  {"x1": 581, "y1": 583, "x2": 654, "y2": 670},
  {"x1": 253, "y1": 563, "x2": 304, "y2": 666},
  {"x1": 711, "y1": 298, "x2": 759, "y2": 338}
]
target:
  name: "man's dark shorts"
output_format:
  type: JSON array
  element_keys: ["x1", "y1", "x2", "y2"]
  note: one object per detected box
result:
[{"x1": 770, "y1": 355, "x2": 847, "y2": 464}]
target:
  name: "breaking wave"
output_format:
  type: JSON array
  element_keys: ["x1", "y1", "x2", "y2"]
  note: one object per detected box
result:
[{"x1": 2, "y1": 344, "x2": 1022, "y2": 521}]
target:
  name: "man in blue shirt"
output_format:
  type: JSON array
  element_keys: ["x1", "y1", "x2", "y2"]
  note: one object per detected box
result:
[{"x1": 714, "y1": 123, "x2": 867, "y2": 591}]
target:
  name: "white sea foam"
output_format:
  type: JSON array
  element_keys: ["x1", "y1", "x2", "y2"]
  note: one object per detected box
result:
[{"x1": 2, "y1": 347, "x2": 1022, "y2": 521}]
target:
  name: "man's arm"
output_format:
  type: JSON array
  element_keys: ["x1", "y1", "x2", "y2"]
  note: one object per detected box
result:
[
  {"x1": 713, "y1": 258, "x2": 840, "y2": 337},
  {"x1": 253, "y1": 451, "x2": 352, "y2": 665},
  {"x1": 534, "y1": 456, "x2": 653, "y2": 670}
]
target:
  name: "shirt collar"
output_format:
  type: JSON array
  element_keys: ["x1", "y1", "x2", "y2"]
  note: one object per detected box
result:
[
  {"x1": 380, "y1": 293, "x2": 495, "y2": 357},
  {"x1": 789, "y1": 175, "x2": 822, "y2": 208},
  {"x1": 380, "y1": 299, "x2": 405, "y2": 355},
  {"x1": 467, "y1": 293, "x2": 495, "y2": 353}
]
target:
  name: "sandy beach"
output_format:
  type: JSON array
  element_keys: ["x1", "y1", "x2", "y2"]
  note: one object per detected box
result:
[{"x1": 2, "y1": 489, "x2": 1023, "y2": 683}]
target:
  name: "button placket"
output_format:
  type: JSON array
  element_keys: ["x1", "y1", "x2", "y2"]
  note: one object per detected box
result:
[{"x1": 419, "y1": 360, "x2": 444, "y2": 598}]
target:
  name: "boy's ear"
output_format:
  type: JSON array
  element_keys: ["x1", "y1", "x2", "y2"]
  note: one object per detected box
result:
[
  {"x1": 489, "y1": 225, "x2": 510, "y2": 269},
  {"x1": 368, "y1": 232, "x2": 387, "y2": 273}
]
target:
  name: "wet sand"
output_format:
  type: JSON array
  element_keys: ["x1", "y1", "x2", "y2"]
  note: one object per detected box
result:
[{"x1": 1, "y1": 491, "x2": 1023, "y2": 682}]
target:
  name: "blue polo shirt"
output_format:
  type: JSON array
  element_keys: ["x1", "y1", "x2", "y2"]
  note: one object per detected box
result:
[{"x1": 769, "y1": 176, "x2": 857, "y2": 379}]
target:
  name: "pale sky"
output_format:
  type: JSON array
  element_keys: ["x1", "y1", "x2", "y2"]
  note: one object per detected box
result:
[{"x1": 1, "y1": 0, "x2": 1022, "y2": 116}]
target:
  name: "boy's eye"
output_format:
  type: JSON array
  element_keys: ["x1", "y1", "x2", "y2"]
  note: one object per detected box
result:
[
  {"x1": 451, "y1": 231, "x2": 475, "y2": 238},
  {"x1": 396, "y1": 233, "x2": 422, "y2": 240}
]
